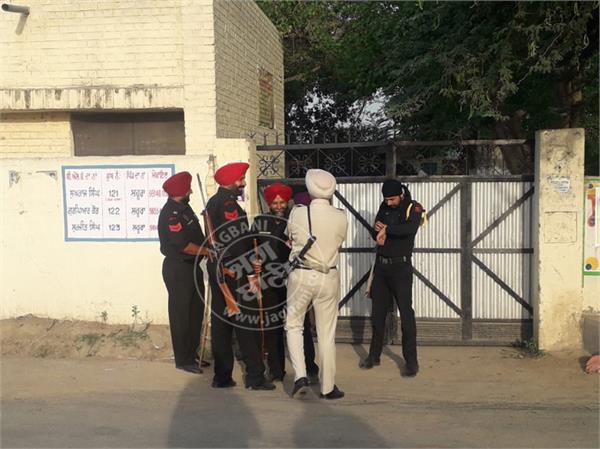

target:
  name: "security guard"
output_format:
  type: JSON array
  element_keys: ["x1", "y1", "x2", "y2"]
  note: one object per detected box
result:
[
  {"x1": 360, "y1": 179, "x2": 424, "y2": 377},
  {"x1": 158, "y1": 171, "x2": 210, "y2": 374},
  {"x1": 252, "y1": 183, "x2": 319, "y2": 382},
  {"x1": 286, "y1": 169, "x2": 348, "y2": 400},
  {"x1": 205, "y1": 162, "x2": 275, "y2": 391}
]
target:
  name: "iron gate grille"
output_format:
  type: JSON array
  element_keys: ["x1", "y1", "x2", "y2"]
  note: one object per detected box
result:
[{"x1": 256, "y1": 140, "x2": 534, "y2": 345}]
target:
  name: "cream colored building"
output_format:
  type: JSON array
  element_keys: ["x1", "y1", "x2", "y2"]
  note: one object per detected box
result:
[{"x1": 0, "y1": 0, "x2": 283, "y2": 324}]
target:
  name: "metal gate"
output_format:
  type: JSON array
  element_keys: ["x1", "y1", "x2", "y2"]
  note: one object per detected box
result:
[{"x1": 256, "y1": 142, "x2": 534, "y2": 345}]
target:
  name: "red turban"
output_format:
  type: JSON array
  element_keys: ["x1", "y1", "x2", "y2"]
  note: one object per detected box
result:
[
  {"x1": 214, "y1": 162, "x2": 250, "y2": 186},
  {"x1": 162, "y1": 171, "x2": 192, "y2": 197},
  {"x1": 264, "y1": 183, "x2": 293, "y2": 205}
]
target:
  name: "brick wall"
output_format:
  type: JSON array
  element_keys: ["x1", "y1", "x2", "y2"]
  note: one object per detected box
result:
[
  {"x1": 213, "y1": 0, "x2": 284, "y2": 144},
  {"x1": 0, "y1": 0, "x2": 283, "y2": 155},
  {"x1": 0, "y1": 0, "x2": 183, "y2": 89},
  {"x1": 0, "y1": 112, "x2": 72, "y2": 157},
  {"x1": 181, "y1": 0, "x2": 218, "y2": 154}
]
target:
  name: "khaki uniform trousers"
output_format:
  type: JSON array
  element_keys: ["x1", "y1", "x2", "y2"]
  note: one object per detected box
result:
[{"x1": 285, "y1": 267, "x2": 340, "y2": 395}]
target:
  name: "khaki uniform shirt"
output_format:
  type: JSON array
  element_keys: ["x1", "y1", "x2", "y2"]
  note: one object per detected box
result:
[{"x1": 286, "y1": 198, "x2": 348, "y2": 272}]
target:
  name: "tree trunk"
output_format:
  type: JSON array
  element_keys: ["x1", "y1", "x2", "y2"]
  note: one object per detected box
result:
[
  {"x1": 493, "y1": 110, "x2": 534, "y2": 175},
  {"x1": 557, "y1": 73, "x2": 584, "y2": 128}
]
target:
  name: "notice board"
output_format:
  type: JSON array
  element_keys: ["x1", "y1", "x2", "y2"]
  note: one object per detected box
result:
[
  {"x1": 62, "y1": 164, "x2": 175, "y2": 241},
  {"x1": 584, "y1": 178, "x2": 600, "y2": 275}
]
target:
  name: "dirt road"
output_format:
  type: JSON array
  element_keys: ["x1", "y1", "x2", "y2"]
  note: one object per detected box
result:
[{"x1": 1, "y1": 344, "x2": 598, "y2": 448}]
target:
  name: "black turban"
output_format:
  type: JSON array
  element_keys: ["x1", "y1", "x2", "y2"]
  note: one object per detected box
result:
[{"x1": 382, "y1": 179, "x2": 404, "y2": 197}]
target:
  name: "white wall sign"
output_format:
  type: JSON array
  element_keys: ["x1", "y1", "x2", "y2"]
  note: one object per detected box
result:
[
  {"x1": 547, "y1": 176, "x2": 571, "y2": 194},
  {"x1": 62, "y1": 164, "x2": 174, "y2": 241}
]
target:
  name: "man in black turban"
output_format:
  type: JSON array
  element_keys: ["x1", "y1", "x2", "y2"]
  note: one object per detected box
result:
[{"x1": 361, "y1": 179, "x2": 425, "y2": 377}]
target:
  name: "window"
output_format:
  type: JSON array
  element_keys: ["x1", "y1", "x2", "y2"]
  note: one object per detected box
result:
[{"x1": 72, "y1": 111, "x2": 185, "y2": 156}]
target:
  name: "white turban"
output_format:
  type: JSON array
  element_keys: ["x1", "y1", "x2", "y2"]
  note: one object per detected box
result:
[{"x1": 305, "y1": 169, "x2": 336, "y2": 199}]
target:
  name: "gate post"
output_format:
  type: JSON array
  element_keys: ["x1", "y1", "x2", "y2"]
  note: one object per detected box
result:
[{"x1": 533, "y1": 128, "x2": 585, "y2": 351}]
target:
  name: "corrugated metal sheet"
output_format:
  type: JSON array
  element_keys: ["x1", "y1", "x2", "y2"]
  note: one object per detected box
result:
[
  {"x1": 413, "y1": 253, "x2": 461, "y2": 318},
  {"x1": 471, "y1": 182, "x2": 533, "y2": 319},
  {"x1": 473, "y1": 253, "x2": 533, "y2": 319},
  {"x1": 471, "y1": 182, "x2": 533, "y2": 249},
  {"x1": 334, "y1": 181, "x2": 463, "y2": 318},
  {"x1": 338, "y1": 252, "x2": 374, "y2": 317},
  {"x1": 332, "y1": 180, "x2": 532, "y2": 320}
]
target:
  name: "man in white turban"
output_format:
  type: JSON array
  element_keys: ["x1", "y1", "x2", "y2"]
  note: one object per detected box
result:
[{"x1": 285, "y1": 169, "x2": 348, "y2": 400}]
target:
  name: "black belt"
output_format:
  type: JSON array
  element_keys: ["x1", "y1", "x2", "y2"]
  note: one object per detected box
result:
[
  {"x1": 165, "y1": 257, "x2": 197, "y2": 264},
  {"x1": 376, "y1": 255, "x2": 411, "y2": 265},
  {"x1": 296, "y1": 265, "x2": 337, "y2": 271}
]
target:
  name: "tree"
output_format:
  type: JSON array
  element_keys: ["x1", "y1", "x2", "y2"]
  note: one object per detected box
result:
[{"x1": 259, "y1": 1, "x2": 599, "y2": 174}]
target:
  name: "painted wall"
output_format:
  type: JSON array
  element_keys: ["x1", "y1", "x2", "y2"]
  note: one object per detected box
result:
[
  {"x1": 0, "y1": 1, "x2": 281, "y2": 323},
  {"x1": 533, "y1": 129, "x2": 586, "y2": 350},
  {"x1": 583, "y1": 177, "x2": 599, "y2": 313},
  {"x1": 0, "y1": 112, "x2": 73, "y2": 157},
  {"x1": 0, "y1": 155, "x2": 209, "y2": 325},
  {"x1": 0, "y1": 0, "x2": 283, "y2": 152}
]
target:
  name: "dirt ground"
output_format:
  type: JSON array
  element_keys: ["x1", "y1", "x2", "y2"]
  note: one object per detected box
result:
[
  {"x1": 1, "y1": 316, "x2": 599, "y2": 448},
  {"x1": 0, "y1": 315, "x2": 176, "y2": 361}
]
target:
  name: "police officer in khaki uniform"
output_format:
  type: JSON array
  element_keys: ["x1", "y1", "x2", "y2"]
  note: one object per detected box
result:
[{"x1": 285, "y1": 169, "x2": 348, "y2": 400}]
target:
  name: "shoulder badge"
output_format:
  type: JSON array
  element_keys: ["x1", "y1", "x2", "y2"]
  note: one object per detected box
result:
[
  {"x1": 169, "y1": 222, "x2": 182, "y2": 233},
  {"x1": 224, "y1": 209, "x2": 239, "y2": 221}
]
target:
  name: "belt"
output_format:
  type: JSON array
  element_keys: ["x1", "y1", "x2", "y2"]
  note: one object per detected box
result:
[
  {"x1": 165, "y1": 257, "x2": 197, "y2": 264},
  {"x1": 376, "y1": 255, "x2": 411, "y2": 265},
  {"x1": 296, "y1": 265, "x2": 337, "y2": 271}
]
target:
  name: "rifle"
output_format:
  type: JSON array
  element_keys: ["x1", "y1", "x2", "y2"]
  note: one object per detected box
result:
[
  {"x1": 195, "y1": 174, "x2": 211, "y2": 372},
  {"x1": 197, "y1": 174, "x2": 241, "y2": 317},
  {"x1": 285, "y1": 204, "x2": 317, "y2": 276}
]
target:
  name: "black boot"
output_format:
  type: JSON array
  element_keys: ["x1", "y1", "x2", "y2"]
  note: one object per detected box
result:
[
  {"x1": 176, "y1": 364, "x2": 203, "y2": 374},
  {"x1": 359, "y1": 356, "x2": 380, "y2": 369},
  {"x1": 403, "y1": 361, "x2": 419, "y2": 378},
  {"x1": 211, "y1": 378, "x2": 237, "y2": 388},
  {"x1": 246, "y1": 378, "x2": 276, "y2": 391}
]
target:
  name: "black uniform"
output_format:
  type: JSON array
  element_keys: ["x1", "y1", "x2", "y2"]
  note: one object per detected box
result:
[
  {"x1": 368, "y1": 198, "x2": 423, "y2": 368},
  {"x1": 158, "y1": 198, "x2": 206, "y2": 368},
  {"x1": 205, "y1": 187, "x2": 265, "y2": 387},
  {"x1": 252, "y1": 213, "x2": 319, "y2": 380}
]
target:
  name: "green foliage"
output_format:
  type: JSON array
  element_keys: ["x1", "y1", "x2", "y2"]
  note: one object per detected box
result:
[
  {"x1": 131, "y1": 305, "x2": 140, "y2": 322},
  {"x1": 75, "y1": 332, "x2": 104, "y2": 356},
  {"x1": 110, "y1": 329, "x2": 149, "y2": 348},
  {"x1": 259, "y1": 1, "x2": 599, "y2": 173},
  {"x1": 76, "y1": 333, "x2": 102, "y2": 347},
  {"x1": 511, "y1": 338, "x2": 546, "y2": 358}
]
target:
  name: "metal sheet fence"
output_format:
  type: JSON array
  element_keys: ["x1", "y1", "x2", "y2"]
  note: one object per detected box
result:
[{"x1": 333, "y1": 179, "x2": 532, "y2": 321}]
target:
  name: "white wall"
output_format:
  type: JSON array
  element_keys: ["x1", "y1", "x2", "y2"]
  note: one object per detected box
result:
[{"x1": 0, "y1": 155, "x2": 212, "y2": 325}]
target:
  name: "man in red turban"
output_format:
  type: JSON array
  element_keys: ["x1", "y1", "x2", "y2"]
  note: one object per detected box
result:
[
  {"x1": 158, "y1": 171, "x2": 210, "y2": 375},
  {"x1": 263, "y1": 182, "x2": 293, "y2": 217},
  {"x1": 251, "y1": 183, "x2": 320, "y2": 383},
  {"x1": 205, "y1": 161, "x2": 275, "y2": 391},
  {"x1": 214, "y1": 162, "x2": 250, "y2": 188}
]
